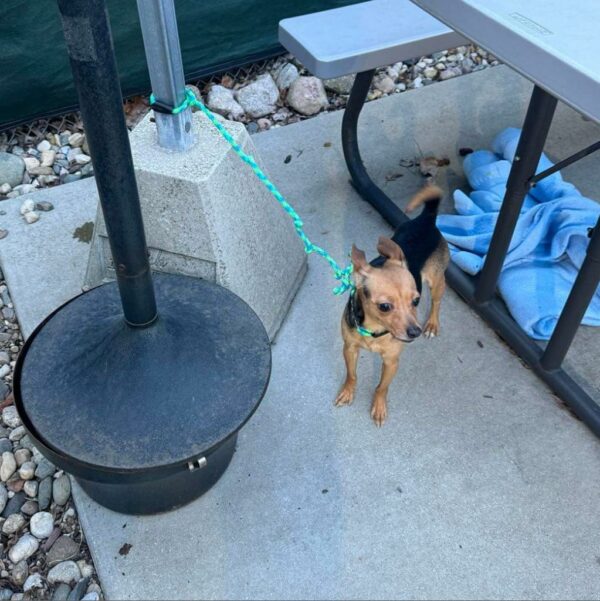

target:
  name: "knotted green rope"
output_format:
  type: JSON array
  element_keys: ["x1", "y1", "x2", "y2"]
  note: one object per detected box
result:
[{"x1": 149, "y1": 88, "x2": 355, "y2": 297}]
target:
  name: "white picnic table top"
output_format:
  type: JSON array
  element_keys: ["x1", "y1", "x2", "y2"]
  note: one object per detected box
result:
[
  {"x1": 279, "y1": 0, "x2": 465, "y2": 79},
  {"x1": 412, "y1": 0, "x2": 600, "y2": 123}
]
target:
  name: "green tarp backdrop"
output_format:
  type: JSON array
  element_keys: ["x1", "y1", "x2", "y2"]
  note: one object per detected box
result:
[{"x1": 0, "y1": 0, "x2": 360, "y2": 128}]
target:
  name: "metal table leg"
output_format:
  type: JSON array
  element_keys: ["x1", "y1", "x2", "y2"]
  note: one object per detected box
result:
[
  {"x1": 541, "y1": 217, "x2": 600, "y2": 370},
  {"x1": 340, "y1": 80, "x2": 600, "y2": 437},
  {"x1": 342, "y1": 69, "x2": 409, "y2": 226},
  {"x1": 475, "y1": 86, "x2": 557, "y2": 303}
]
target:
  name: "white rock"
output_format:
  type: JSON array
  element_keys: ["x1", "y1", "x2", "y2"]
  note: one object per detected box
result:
[
  {"x1": 2, "y1": 513, "x2": 25, "y2": 535},
  {"x1": 23, "y1": 480, "x2": 37, "y2": 498},
  {"x1": 36, "y1": 140, "x2": 51, "y2": 152},
  {"x1": 235, "y1": 74, "x2": 279, "y2": 118},
  {"x1": 411, "y1": 77, "x2": 424, "y2": 89},
  {"x1": 23, "y1": 212, "x2": 39, "y2": 225},
  {"x1": 67, "y1": 148, "x2": 82, "y2": 162},
  {"x1": 19, "y1": 199, "x2": 34, "y2": 215},
  {"x1": 424, "y1": 66, "x2": 438, "y2": 79},
  {"x1": 68, "y1": 133, "x2": 85, "y2": 148},
  {"x1": 8, "y1": 534, "x2": 39, "y2": 563},
  {"x1": 0, "y1": 365, "x2": 9, "y2": 379},
  {"x1": 0, "y1": 184, "x2": 11, "y2": 195},
  {"x1": 440, "y1": 66, "x2": 462, "y2": 80},
  {"x1": 373, "y1": 75, "x2": 395, "y2": 94},
  {"x1": 81, "y1": 593, "x2": 100, "y2": 601},
  {"x1": 40, "y1": 150, "x2": 56, "y2": 168},
  {"x1": 47, "y1": 561, "x2": 81, "y2": 585},
  {"x1": 23, "y1": 157, "x2": 40, "y2": 173},
  {"x1": 386, "y1": 66, "x2": 399, "y2": 80},
  {"x1": 206, "y1": 85, "x2": 244, "y2": 120},
  {"x1": 74, "y1": 154, "x2": 91, "y2": 165},
  {"x1": 275, "y1": 63, "x2": 299, "y2": 91},
  {"x1": 23, "y1": 573, "x2": 44, "y2": 592},
  {"x1": 18, "y1": 461, "x2": 35, "y2": 480},
  {"x1": 0, "y1": 452, "x2": 16, "y2": 481},
  {"x1": 286, "y1": 76, "x2": 328, "y2": 116},
  {"x1": 29, "y1": 512, "x2": 53, "y2": 539},
  {"x1": 77, "y1": 560, "x2": 93, "y2": 579}
]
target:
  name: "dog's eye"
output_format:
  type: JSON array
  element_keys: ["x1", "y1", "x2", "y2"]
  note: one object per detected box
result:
[
  {"x1": 412, "y1": 297, "x2": 420, "y2": 307},
  {"x1": 378, "y1": 303, "x2": 392, "y2": 313}
]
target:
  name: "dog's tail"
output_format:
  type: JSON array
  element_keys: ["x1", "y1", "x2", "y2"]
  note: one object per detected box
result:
[{"x1": 406, "y1": 185, "x2": 443, "y2": 215}]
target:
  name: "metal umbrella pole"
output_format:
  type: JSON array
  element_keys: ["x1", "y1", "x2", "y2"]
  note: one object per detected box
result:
[
  {"x1": 136, "y1": 0, "x2": 195, "y2": 151},
  {"x1": 13, "y1": 0, "x2": 271, "y2": 515},
  {"x1": 58, "y1": 0, "x2": 158, "y2": 325}
]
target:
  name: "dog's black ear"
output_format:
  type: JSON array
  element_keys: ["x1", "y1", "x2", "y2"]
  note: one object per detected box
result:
[
  {"x1": 377, "y1": 237, "x2": 405, "y2": 262},
  {"x1": 351, "y1": 244, "x2": 369, "y2": 275}
]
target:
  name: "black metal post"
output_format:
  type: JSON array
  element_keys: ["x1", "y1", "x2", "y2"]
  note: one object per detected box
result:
[
  {"x1": 342, "y1": 70, "x2": 409, "y2": 226},
  {"x1": 57, "y1": 0, "x2": 157, "y2": 326},
  {"x1": 474, "y1": 86, "x2": 557, "y2": 304},
  {"x1": 541, "y1": 217, "x2": 600, "y2": 370}
]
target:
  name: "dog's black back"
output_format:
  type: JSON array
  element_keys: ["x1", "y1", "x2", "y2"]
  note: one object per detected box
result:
[{"x1": 370, "y1": 195, "x2": 442, "y2": 293}]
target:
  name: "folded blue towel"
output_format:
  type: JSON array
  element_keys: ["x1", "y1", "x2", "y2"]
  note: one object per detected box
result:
[{"x1": 437, "y1": 127, "x2": 600, "y2": 340}]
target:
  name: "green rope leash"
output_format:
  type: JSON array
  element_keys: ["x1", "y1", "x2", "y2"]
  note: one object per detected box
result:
[{"x1": 150, "y1": 88, "x2": 355, "y2": 297}]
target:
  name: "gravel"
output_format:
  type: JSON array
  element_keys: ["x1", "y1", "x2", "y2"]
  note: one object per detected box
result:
[
  {"x1": 0, "y1": 154, "x2": 24, "y2": 189},
  {"x1": 324, "y1": 75, "x2": 355, "y2": 94},
  {"x1": 23, "y1": 573, "x2": 44, "y2": 592},
  {"x1": 0, "y1": 43, "x2": 498, "y2": 209},
  {"x1": 0, "y1": 452, "x2": 16, "y2": 482},
  {"x1": 37, "y1": 477, "x2": 52, "y2": 511},
  {"x1": 47, "y1": 561, "x2": 81, "y2": 585},
  {"x1": 2, "y1": 407, "x2": 20, "y2": 429},
  {"x1": 3, "y1": 491, "x2": 25, "y2": 517},
  {"x1": 2, "y1": 513, "x2": 25, "y2": 535},
  {"x1": 206, "y1": 86, "x2": 244, "y2": 120},
  {"x1": 30, "y1": 511, "x2": 54, "y2": 539},
  {"x1": 234, "y1": 73, "x2": 279, "y2": 118},
  {"x1": 34, "y1": 458, "x2": 55, "y2": 480},
  {"x1": 52, "y1": 475, "x2": 71, "y2": 507},
  {"x1": 286, "y1": 76, "x2": 329, "y2": 116},
  {"x1": 0, "y1": 276, "x2": 103, "y2": 599},
  {"x1": 9, "y1": 534, "x2": 39, "y2": 563},
  {"x1": 274, "y1": 63, "x2": 299, "y2": 91}
]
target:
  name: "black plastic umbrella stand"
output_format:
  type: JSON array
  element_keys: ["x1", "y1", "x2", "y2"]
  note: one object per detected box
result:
[{"x1": 13, "y1": 0, "x2": 271, "y2": 515}]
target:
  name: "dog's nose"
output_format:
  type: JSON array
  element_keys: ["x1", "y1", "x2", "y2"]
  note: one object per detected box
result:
[{"x1": 406, "y1": 325, "x2": 422, "y2": 339}]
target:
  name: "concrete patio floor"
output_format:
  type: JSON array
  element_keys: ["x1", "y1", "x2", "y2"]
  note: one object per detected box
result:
[{"x1": 2, "y1": 65, "x2": 600, "y2": 599}]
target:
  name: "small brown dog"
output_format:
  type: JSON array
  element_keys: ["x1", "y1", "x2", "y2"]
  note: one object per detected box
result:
[{"x1": 335, "y1": 185, "x2": 449, "y2": 426}]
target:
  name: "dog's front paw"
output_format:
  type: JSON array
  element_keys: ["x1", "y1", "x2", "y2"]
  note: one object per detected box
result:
[
  {"x1": 335, "y1": 383, "x2": 355, "y2": 406},
  {"x1": 423, "y1": 320, "x2": 440, "y2": 338},
  {"x1": 370, "y1": 396, "x2": 387, "y2": 427}
]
